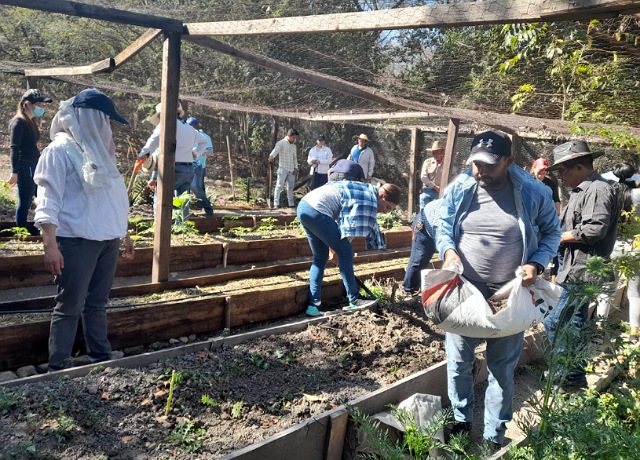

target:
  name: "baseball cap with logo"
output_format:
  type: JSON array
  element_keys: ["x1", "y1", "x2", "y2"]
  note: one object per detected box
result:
[{"x1": 466, "y1": 130, "x2": 512, "y2": 165}]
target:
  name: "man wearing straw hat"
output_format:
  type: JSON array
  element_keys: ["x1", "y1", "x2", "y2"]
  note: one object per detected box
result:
[
  {"x1": 543, "y1": 140, "x2": 620, "y2": 393},
  {"x1": 347, "y1": 133, "x2": 375, "y2": 183},
  {"x1": 420, "y1": 140, "x2": 447, "y2": 207}
]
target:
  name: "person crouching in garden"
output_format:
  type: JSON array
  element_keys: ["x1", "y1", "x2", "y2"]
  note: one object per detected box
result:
[
  {"x1": 34, "y1": 88, "x2": 134, "y2": 372},
  {"x1": 297, "y1": 181, "x2": 401, "y2": 316}
]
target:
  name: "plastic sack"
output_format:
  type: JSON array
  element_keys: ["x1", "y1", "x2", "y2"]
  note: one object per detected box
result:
[{"x1": 422, "y1": 267, "x2": 564, "y2": 338}]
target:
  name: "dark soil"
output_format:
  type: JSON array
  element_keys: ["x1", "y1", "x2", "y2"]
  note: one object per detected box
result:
[{"x1": 0, "y1": 298, "x2": 446, "y2": 459}]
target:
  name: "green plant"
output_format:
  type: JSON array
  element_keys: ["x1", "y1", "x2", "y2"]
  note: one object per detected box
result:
[
  {"x1": 44, "y1": 413, "x2": 75, "y2": 442},
  {"x1": 0, "y1": 387, "x2": 18, "y2": 414},
  {"x1": 249, "y1": 352, "x2": 270, "y2": 370},
  {"x1": 166, "y1": 421, "x2": 207, "y2": 453},
  {"x1": 165, "y1": 369, "x2": 180, "y2": 416},
  {"x1": 256, "y1": 217, "x2": 278, "y2": 232},
  {"x1": 201, "y1": 395, "x2": 219, "y2": 407},
  {"x1": 170, "y1": 192, "x2": 199, "y2": 235},
  {"x1": 0, "y1": 182, "x2": 16, "y2": 209},
  {"x1": 0, "y1": 226, "x2": 30, "y2": 239},
  {"x1": 348, "y1": 405, "x2": 465, "y2": 459},
  {"x1": 377, "y1": 210, "x2": 402, "y2": 230},
  {"x1": 231, "y1": 401, "x2": 244, "y2": 419},
  {"x1": 274, "y1": 349, "x2": 297, "y2": 365}
]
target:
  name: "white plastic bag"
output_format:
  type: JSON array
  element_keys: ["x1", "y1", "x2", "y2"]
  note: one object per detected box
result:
[{"x1": 422, "y1": 267, "x2": 564, "y2": 338}]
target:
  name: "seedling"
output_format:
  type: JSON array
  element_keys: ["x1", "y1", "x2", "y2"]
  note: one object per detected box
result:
[
  {"x1": 165, "y1": 370, "x2": 180, "y2": 416},
  {"x1": 201, "y1": 395, "x2": 219, "y2": 407},
  {"x1": 231, "y1": 401, "x2": 244, "y2": 419},
  {"x1": 249, "y1": 352, "x2": 270, "y2": 370},
  {"x1": 0, "y1": 387, "x2": 17, "y2": 414},
  {"x1": 166, "y1": 421, "x2": 206, "y2": 453},
  {"x1": 0, "y1": 226, "x2": 30, "y2": 239}
]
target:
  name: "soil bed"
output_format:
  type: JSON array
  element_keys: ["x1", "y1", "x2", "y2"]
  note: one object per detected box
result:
[{"x1": 0, "y1": 297, "x2": 444, "y2": 459}]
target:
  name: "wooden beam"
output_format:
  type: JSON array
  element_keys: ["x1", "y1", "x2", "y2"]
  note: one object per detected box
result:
[
  {"x1": 152, "y1": 32, "x2": 181, "y2": 283},
  {"x1": 408, "y1": 128, "x2": 418, "y2": 217},
  {"x1": 0, "y1": 0, "x2": 184, "y2": 32},
  {"x1": 440, "y1": 118, "x2": 460, "y2": 194},
  {"x1": 182, "y1": 35, "x2": 405, "y2": 110},
  {"x1": 114, "y1": 28, "x2": 163, "y2": 67},
  {"x1": 25, "y1": 64, "x2": 96, "y2": 77},
  {"x1": 185, "y1": 0, "x2": 634, "y2": 36}
]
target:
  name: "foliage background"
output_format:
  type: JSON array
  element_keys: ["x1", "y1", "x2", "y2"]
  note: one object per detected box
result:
[{"x1": 0, "y1": 0, "x2": 638, "y2": 201}]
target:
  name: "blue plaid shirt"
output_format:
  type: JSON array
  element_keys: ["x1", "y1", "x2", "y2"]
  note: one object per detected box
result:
[{"x1": 332, "y1": 181, "x2": 385, "y2": 250}]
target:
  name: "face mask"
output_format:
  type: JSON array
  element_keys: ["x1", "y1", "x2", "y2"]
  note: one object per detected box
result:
[{"x1": 32, "y1": 106, "x2": 45, "y2": 117}]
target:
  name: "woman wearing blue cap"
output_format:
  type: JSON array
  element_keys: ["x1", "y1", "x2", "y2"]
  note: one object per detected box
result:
[
  {"x1": 7, "y1": 89, "x2": 53, "y2": 227},
  {"x1": 34, "y1": 88, "x2": 134, "y2": 372}
]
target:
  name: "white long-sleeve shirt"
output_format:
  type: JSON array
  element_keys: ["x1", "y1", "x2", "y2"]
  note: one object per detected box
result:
[
  {"x1": 307, "y1": 145, "x2": 333, "y2": 174},
  {"x1": 140, "y1": 119, "x2": 208, "y2": 163},
  {"x1": 34, "y1": 140, "x2": 129, "y2": 240}
]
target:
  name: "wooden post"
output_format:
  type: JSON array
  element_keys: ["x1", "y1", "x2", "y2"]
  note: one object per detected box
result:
[
  {"x1": 152, "y1": 31, "x2": 181, "y2": 283},
  {"x1": 226, "y1": 135, "x2": 236, "y2": 200},
  {"x1": 408, "y1": 127, "x2": 419, "y2": 217},
  {"x1": 439, "y1": 119, "x2": 460, "y2": 195}
]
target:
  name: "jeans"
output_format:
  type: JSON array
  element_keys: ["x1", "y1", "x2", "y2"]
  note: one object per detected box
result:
[
  {"x1": 153, "y1": 163, "x2": 195, "y2": 222},
  {"x1": 419, "y1": 186, "x2": 439, "y2": 209},
  {"x1": 191, "y1": 164, "x2": 213, "y2": 215},
  {"x1": 49, "y1": 237, "x2": 120, "y2": 371},
  {"x1": 297, "y1": 200, "x2": 359, "y2": 305},
  {"x1": 311, "y1": 173, "x2": 328, "y2": 190},
  {"x1": 543, "y1": 289, "x2": 589, "y2": 386},
  {"x1": 402, "y1": 210, "x2": 437, "y2": 293},
  {"x1": 16, "y1": 160, "x2": 38, "y2": 227},
  {"x1": 446, "y1": 331, "x2": 524, "y2": 444},
  {"x1": 274, "y1": 168, "x2": 295, "y2": 207}
]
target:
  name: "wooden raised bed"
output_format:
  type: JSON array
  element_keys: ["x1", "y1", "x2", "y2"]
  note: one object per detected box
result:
[
  {"x1": 0, "y1": 265, "x2": 406, "y2": 372},
  {"x1": 0, "y1": 229, "x2": 411, "y2": 290}
]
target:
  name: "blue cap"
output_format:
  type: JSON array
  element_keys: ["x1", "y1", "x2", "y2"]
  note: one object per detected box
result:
[
  {"x1": 186, "y1": 117, "x2": 199, "y2": 127},
  {"x1": 72, "y1": 88, "x2": 128, "y2": 124}
]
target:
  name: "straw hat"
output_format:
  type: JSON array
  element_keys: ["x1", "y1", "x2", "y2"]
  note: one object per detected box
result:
[
  {"x1": 427, "y1": 140, "x2": 445, "y2": 151},
  {"x1": 148, "y1": 101, "x2": 185, "y2": 126},
  {"x1": 357, "y1": 133, "x2": 369, "y2": 141}
]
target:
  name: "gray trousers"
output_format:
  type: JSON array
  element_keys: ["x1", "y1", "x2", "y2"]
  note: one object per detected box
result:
[{"x1": 49, "y1": 237, "x2": 120, "y2": 371}]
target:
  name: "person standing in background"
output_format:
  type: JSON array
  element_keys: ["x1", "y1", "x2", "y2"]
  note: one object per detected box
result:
[
  {"x1": 268, "y1": 128, "x2": 299, "y2": 208},
  {"x1": 544, "y1": 141, "x2": 619, "y2": 392},
  {"x1": 307, "y1": 133, "x2": 332, "y2": 189},
  {"x1": 420, "y1": 140, "x2": 447, "y2": 208},
  {"x1": 186, "y1": 117, "x2": 214, "y2": 217},
  {"x1": 347, "y1": 134, "x2": 375, "y2": 182},
  {"x1": 139, "y1": 102, "x2": 208, "y2": 221},
  {"x1": 531, "y1": 158, "x2": 561, "y2": 215},
  {"x1": 33, "y1": 88, "x2": 134, "y2": 372},
  {"x1": 8, "y1": 89, "x2": 53, "y2": 227}
]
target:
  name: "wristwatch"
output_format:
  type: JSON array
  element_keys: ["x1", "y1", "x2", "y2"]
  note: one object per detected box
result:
[{"x1": 530, "y1": 262, "x2": 545, "y2": 275}]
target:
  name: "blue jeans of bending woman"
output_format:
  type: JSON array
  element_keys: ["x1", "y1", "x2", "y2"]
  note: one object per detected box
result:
[
  {"x1": 16, "y1": 160, "x2": 38, "y2": 227},
  {"x1": 297, "y1": 200, "x2": 360, "y2": 305}
]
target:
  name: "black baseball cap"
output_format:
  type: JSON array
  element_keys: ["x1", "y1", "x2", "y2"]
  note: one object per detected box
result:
[
  {"x1": 21, "y1": 89, "x2": 52, "y2": 104},
  {"x1": 72, "y1": 88, "x2": 128, "y2": 124},
  {"x1": 466, "y1": 130, "x2": 512, "y2": 165}
]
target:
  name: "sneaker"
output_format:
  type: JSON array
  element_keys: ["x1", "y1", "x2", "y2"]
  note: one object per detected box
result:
[
  {"x1": 305, "y1": 305, "x2": 322, "y2": 317},
  {"x1": 343, "y1": 298, "x2": 378, "y2": 311},
  {"x1": 629, "y1": 327, "x2": 639, "y2": 345}
]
